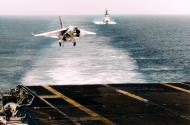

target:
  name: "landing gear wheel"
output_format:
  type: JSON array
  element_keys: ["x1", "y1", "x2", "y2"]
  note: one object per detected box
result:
[
  {"x1": 73, "y1": 42, "x2": 76, "y2": 46},
  {"x1": 59, "y1": 42, "x2": 61, "y2": 46}
]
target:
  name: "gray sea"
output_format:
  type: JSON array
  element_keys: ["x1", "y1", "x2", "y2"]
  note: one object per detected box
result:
[{"x1": 0, "y1": 15, "x2": 190, "y2": 89}]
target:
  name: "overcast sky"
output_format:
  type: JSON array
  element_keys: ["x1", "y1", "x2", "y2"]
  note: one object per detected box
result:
[{"x1": 0, "y1": 0, "x2": 190, "y2": 15}]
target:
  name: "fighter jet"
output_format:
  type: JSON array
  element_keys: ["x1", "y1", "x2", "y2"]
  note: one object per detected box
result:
[{"x1": 33, "y1": 16, "x2": 96, "y2": 47}]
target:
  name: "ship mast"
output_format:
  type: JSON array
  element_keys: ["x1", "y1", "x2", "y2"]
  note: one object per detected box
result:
[{"x1": 105, "y1": 9, "x2": 109, "y2": 16}]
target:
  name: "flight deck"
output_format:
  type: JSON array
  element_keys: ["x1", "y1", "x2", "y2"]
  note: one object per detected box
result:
[{"x1": 16, "y1": 82, "x2": 190, "y2": 125}]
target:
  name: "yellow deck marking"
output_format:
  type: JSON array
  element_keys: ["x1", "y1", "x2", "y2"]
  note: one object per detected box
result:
[
  {"x1": 162, "y1": 83, "x2": 190, "y2": 94},
  {"x1": 22, "y1": 86, "x2": 80, "y2": 125},
  {"x1": 72, "y1": 116, "x2": 105, "y2": 121},
  {"x1": 42, "y1": 85, "x2": 115, "y2": 125},
  {"x1": 38, "y1": 97, "x2": 80, "y2": 125},
  {"x1": 40, "y1": 95, "x2": 59, "y2": 99},
  {"x1": 104, "y1": 84, "x2": 149, "y2": 103}
]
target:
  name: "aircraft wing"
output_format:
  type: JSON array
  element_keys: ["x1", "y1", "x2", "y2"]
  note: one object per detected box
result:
[
  {"x1": 34, "y1": 28, "x2": 67, "y2": 39},
  {"x1": 80, "y1": 29, "x2": 96, "y2": 36}
]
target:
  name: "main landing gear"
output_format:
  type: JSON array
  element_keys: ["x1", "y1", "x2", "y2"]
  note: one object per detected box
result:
[
  {"x1": 73, "y1": 41, "x2": 76, "y2": 46},
  {"x1": 59, "y1": 41, "x2": 64, "y2": 47}
]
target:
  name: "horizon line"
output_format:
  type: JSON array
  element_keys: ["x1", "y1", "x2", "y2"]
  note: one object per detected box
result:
[{"x1": 0, "y1": 14, "x2": 190, "y2": 16}]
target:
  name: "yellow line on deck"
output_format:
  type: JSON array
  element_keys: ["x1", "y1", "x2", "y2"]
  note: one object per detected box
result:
[
  {"x1": 104, "y1": 84, "x2": 149, "y2": 103},
  {"x1": 42, "y1": 85, "x2": 115, "y2": 125},
  {"x1": 162, "y1": 83, "x2": 190, "y2": 94},
  {"x1": 72, "y1": 116, "x2": 106, "y2": 121},
  {"x1": 39, "y1": 97, "x2": 65, "y2": 116},
  {"x1": 38, "y1": 97, "x2": 80, "y2": 125},
  {"x1": 40, "y1": 95, "x2": 60, "y2": 99},
  {"x1": 22, "y1": 86, "x2": 80, "y2": 125}
]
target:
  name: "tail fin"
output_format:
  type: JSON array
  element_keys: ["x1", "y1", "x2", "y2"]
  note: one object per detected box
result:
[{"x1": 59, "y1": 16, "x2": 64, "y2": 29}]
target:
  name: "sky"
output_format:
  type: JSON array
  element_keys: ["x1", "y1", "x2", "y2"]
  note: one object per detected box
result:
[{"x1": 0, "y1": 0, "x2": 190, "y2": 15}]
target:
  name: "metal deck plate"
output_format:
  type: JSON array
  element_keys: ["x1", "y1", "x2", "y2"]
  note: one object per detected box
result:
[{"x1": 25, "y1": 83, "x2": 190, "y2": 125}]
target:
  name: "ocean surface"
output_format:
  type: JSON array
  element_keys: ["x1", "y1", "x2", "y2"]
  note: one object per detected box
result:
[{"x1": 0, "y1": 15, "x2": 190, "y2": 89}]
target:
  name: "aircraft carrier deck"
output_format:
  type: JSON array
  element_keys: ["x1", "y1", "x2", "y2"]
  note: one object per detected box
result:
[{"x1": 1, "y1": 82, "x2": 190, "y2": 125}]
